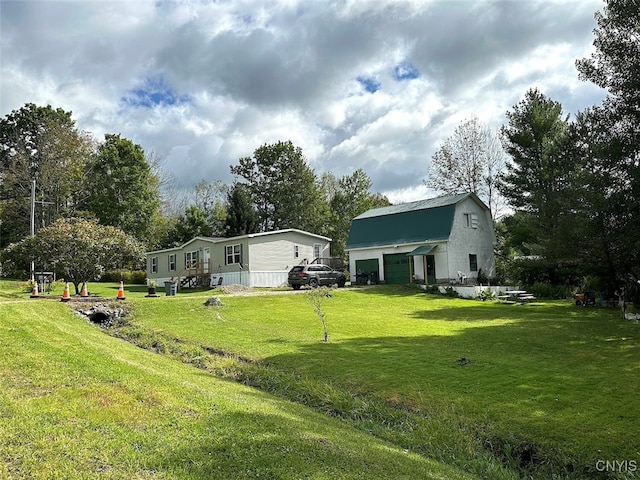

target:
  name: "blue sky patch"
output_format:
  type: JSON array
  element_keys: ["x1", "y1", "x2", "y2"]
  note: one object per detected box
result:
[
  {"x1": 357, "y1": 76, "x2": 381, "y2": 93},
  {"x1": 393, "y1": 62, "x2": 420, "y2": 81},
  {"x1": 122, "y1": 75, "x2": 190, "y2": 108}
]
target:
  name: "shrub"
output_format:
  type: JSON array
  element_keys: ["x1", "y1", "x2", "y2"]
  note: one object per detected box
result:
[
  {"x1": 479, "y1": 289, "x2": 495, "y2": 301},
  {"x1": 529, "y1": 282, "x2": 571, "y2": 299},
  {"x1": 101, "y1": 269, "x2": 147, "y2": 284},
  {"x1": 19, "y1": 279, "x2": 35, "y2": 293}
]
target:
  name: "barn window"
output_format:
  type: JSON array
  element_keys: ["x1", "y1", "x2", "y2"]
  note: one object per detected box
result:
[
  {"x1": 464, "y1": 213, "x2": 479, "y2": 229},
  {"x1": 469, "y1": 254, "x2": 478, "y2": 272}
]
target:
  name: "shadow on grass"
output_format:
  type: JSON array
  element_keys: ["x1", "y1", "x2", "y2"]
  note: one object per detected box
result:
[
  {"x1": 102, "y1": 290, "x2": 639, "y2": 479},
  {"x1": 262, "y1": 306, "x2": 640, "y2": 477},
  {"x1": 346, "y1": 284, "x2": 427, "y2": 297},
  {"x1": 150, "y1": 409, "x2": 458, "y2": 480}
]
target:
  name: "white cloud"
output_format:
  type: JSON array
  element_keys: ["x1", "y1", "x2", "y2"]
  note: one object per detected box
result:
[{"x1": 1, "y1": 0, "x2": 607, "y2": 203}]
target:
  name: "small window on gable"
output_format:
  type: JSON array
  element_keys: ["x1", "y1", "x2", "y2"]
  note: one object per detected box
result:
[{"x1": 464, "y1": 213, "x2": 479, "y2": 229}]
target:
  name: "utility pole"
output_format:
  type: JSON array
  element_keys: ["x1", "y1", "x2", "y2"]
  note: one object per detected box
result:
[{"x1": 30, "y1": 179, "x2": 35, "y2": 283}]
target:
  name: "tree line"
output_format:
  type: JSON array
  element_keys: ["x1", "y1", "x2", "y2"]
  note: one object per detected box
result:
[
  {"x1": 0, "y1": 105, "x2": 390, "y2": 281},
  {"x1": 421, "y1": 0, "x2": 638, "y2": 298}
]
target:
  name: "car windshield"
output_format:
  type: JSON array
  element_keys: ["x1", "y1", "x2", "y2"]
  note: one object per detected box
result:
[{"x1": 290, "y1": 266, "x2": 305, "y2": 273}]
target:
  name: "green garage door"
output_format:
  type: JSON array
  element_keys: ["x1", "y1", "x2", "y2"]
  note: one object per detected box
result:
[
  {"x1": 383, "y1": 253, "x2": 410, "y2": 285},
  {"x1": 355, "y1": 258, "x2": 380, "y2": 285}
]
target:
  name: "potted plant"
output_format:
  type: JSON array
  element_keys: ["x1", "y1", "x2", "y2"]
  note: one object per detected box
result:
[{"x1": 146, "y1": 278, "x2": 158, "y2": 297}]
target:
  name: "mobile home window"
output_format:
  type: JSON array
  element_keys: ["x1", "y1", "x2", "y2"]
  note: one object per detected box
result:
[
  {"x1": 226, "y1": 244, "x2": 242, "y2": 265},
  {"x1": 469, "y1": 254, "x2": 478, "y2": 272},
  {"x1": 151, "y1": 256, "x2": 158, "y2": 274},
  {"x1": 294, "y1": 245, "x2": 299, "y2": 258},
  {"x1": 185, "y1": 251, "x2": 198, "y2": 269},
  {"x1": 168, "y1": 254, "x2": 176, "y2": 271}
]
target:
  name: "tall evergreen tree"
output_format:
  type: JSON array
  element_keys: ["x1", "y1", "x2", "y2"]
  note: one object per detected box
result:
[
  {"x1": 323, "y1": 169, "x2": 390, "y2": 258},
  {"x1": 574, "y1": 0, "x2": 640, "y2": 289},
  {"x1": 499, "y1": 89, "x2": 580, "y2": 261},
  {"x1": 224, "y1": 182, "x2": 258, "y2": 237}
]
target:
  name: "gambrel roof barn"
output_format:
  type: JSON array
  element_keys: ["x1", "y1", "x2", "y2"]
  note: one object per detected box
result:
[{"x1": 346, "y1": 193, "x2": 495, "y2": 285}]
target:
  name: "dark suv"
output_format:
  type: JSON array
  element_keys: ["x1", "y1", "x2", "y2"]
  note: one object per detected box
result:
[{"x1": 288, "y1": 264, "x2": 347, "y2": 289}]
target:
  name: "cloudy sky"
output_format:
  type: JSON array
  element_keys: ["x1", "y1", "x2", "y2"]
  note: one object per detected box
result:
[{"x1": 1, "y1": 0, "x2": 607, "y2": 203}]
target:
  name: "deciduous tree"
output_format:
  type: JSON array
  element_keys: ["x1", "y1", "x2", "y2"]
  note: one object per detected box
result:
[
  {"x1": 230, "y1": 140, "x2": 327, "y2": 233},
  {"x1": 1, "y1": 217, "x2": 144, "y2": 294},
  {"x1": 0, "y1": 103, "x2": 94, "y2": 247},
  {"x1": 426, "y1": 117, "x2": 506, "y2": 218},
  {"x1": 83, "y1": 134, "x2": 162, "y2": 244}
]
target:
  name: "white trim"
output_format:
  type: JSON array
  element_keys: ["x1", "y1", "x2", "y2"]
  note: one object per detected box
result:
[{"x1": 147, "y1": 229, "x2": 330, "y2": 255}]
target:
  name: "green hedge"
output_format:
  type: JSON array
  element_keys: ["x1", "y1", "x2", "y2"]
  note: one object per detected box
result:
[{"x1": 101, "y1": 269, "x2": 147, "y2": 284}]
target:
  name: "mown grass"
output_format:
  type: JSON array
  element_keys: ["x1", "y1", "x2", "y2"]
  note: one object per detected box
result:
[
  {"x1": 102, "y1": 284, "x2": 640, "y2": 479},
  {"x1": 0, "y1": 283, "x2": 476, "y2": 479},
  {"x1": 6, "y1": 281, "x2": 640, "y2": 479}
]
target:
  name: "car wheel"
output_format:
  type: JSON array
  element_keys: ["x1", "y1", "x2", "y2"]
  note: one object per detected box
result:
[
  {"x1": 337, "y1": 277, "x2": 346, "y2": 287},
  {"x1": 309, "y1": 278, "x2": 319, "y2": 288},
  {"x1": 292, "y1": 284, "x2": 301, "y2": 290}
]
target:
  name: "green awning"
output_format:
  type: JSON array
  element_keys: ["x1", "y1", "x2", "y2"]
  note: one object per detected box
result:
[{"x1": 406, "y1": 245, "x2": 437, "y2": 256}]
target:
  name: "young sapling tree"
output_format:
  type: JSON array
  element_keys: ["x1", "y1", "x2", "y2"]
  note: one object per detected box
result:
[{"x1": 307, "y1": 286, "x2": 333, "y2": 342}]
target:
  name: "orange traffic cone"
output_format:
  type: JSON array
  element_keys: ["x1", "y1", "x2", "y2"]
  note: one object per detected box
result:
[
  {"x1": 80, "y1": 282, "x2": 89, "y2": 297},
  {"x1": 61, "y1": 283, "x2": 71, "y2": 302},
  {"x1": 30, "y1": 281, "x2": 39, "y2": 298},
  {"x1": 116, "y1": 281, "x2": 126, "y2": 300}
]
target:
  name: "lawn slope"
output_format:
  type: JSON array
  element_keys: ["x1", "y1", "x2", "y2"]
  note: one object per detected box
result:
[
  {"x1": 120, "y1": 286, "x2": 640, "y2": 479},
  {"x1": 0, "y1": 297, "x2": 476, "y2": 480}
]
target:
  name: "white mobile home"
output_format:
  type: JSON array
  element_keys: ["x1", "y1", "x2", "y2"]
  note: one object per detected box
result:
[{"x1": 146, "y1": 229, "x2": 331, "y2": 288}]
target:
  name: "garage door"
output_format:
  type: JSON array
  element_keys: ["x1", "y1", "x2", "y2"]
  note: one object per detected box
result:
[
  {"x1": 355, "y1": 258, "x2": 380, "y2": 285},
  {"x1": 383, "y1": 253, "x2": 410, "y2": 285}
]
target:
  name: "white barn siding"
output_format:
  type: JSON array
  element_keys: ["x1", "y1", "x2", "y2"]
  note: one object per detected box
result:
[
  {"x1": 448, "y1": 197, "x2": 496, "y2": 280},
  {"x1": 350, "y1": 242, "x2": 450, "y2": 285},
  {"x1": 409, "y1": 243, "x2": 449, "y2": 283}
]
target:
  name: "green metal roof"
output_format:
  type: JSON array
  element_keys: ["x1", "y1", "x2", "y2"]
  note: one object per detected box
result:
[{"x1": 347, "y1": 193, "x2": 475, "y2": 250}]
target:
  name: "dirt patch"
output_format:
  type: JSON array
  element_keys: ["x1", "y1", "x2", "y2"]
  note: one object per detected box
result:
[{"x1": 220, "y1": 284, "x2": 251, "y2": 294}]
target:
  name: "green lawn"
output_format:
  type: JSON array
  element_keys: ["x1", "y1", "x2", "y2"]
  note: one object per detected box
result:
[
  {"x1": 112, "y1": 285, "x2": 639, "y2": 479},
  {"x1": 3, "y1": 281, "x2": 639, "y2": 479},
  {"x1": 0, "y1": 285, "x2": 475, "y2": 480}
]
